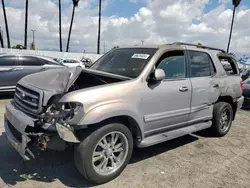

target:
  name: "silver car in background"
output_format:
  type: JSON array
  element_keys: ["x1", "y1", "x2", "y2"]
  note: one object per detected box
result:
[{"x1": 0, "y1": 54, "x2": 65, "y2": 92}]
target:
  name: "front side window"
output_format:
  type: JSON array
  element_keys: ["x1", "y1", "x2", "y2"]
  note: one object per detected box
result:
[
  {"x1": 189, "y1": 51, "x2": 215, "y2": 77},
  {"x1": 0, "y1": 55, "x2": 16, "y2": 66},
  {"x1": 157, "y1": 51, "x2": 185, "y2": 79},
  {"x1": 90, "y1": 48, "x2": 157, "y2": 78}
]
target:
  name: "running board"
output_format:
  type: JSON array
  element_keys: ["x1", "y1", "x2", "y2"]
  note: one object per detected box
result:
[{"x1": 138, "y1": 121, "x2": 212, "y2": 148}]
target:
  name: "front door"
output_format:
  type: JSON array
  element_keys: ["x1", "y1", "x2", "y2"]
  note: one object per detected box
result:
[{"x1": 140, "y1": 50, "x2": 192, "y2": 136}]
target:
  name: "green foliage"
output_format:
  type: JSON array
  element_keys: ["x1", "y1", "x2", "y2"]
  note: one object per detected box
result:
[{"x1": 12, "y1": 44, "x2": 24, "y2": 49}]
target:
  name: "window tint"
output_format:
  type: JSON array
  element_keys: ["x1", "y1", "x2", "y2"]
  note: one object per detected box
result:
[
  {"x1": 0, "y1": 55, "x2": 16, "y2": 66},
  {"x1": 157, "y1": 51, "x2": 185, "y2": 79},
  {"x1": 189, "y1": 51, "x2": 215, "y2": 77},
  {"x1": 19, "y1": 56, "x2": 43, "y2": 66}
]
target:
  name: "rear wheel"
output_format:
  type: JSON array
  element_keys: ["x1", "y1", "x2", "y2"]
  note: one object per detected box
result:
[
  {"x1": 212, "y1": 102, "x2": 233, "y2": 136},
  {"x1": 74, "y1": 123, "x2": 133, "y2": 184}
]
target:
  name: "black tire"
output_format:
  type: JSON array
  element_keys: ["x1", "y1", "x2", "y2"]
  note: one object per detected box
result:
[
  {"x1": 211, "y1": 102, "x2": 233, "y2": 137},
  {"x1": 74, "y1": 123, "x2": 133, "y2": 184}
]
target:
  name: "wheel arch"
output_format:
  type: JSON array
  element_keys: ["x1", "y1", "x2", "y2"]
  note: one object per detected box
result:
[
  {"x1": 216, "y1": 96, "x2": 237, "y2": 120},
  {"x1": 77, "y1": 103, "x2": 144, "y2": 142}
]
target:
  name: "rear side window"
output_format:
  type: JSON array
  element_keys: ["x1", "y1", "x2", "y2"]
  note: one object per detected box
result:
[
  {"x1": 0, "y1": 55, "x2": 16, "y2": 66},
  {"x1": 219, "y1": 57, "x2": 238, "y2": 75},
  {"x1": 19, "y1": 56, "x2": 44, "y2": 66},
  {"x1": 189, "y1": 51, "x2": 216, "y2": 77}
]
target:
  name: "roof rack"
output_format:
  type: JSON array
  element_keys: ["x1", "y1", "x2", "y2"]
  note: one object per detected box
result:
[{"x1": 171, "y1": 42, "x2": 226, "y2": 53}]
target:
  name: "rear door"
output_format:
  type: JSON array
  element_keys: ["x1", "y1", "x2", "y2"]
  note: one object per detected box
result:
[
  {"x1": 188, "y1": 50, "x2": 220, "y2": 123},
  {"x1": 0, "y1": 55, "x2": 19, "y2": 91}
]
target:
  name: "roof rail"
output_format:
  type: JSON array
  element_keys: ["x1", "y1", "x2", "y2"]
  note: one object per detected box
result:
[{"x1": 171, "y1": 42, "x2": 226, "y2": 53}]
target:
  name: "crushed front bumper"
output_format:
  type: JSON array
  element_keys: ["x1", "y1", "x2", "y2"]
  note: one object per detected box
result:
[{"x1": 4, "y1": 101, "x2": 37, "y2": 160}]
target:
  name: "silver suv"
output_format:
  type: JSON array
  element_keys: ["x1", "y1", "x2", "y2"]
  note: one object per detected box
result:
[{"x1": 4, "y1": 43, "x2": 244, "y2": 184}]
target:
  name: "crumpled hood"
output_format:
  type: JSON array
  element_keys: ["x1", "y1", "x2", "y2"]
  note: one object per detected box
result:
[{"x1": 18, "y1": 67, "x2": 83, "y2": 105}]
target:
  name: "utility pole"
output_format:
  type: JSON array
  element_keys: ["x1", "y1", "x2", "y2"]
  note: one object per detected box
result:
[
  {"x1": 0, "y1": 27, "x2": 4, "y2": 48},
  {"x1": 31, "y1": 29, "x2": 36, "y2": 50},
  {"x1": 31, "y1": 29, "x2": 35, "y2": 44},
  {"x1": 227, "y1": 0, "x2": 241, "y2": 53},
  {"x1": 227, "y1": 6, "x2": 236, "y2": 53},
  {"x1": 59, "y1": 0, "x2": 62, "y2": 52},
  {"x1": 141, "y1": 40, "x2": 144, "y2": 46},
  {"x1": 97, "y1": 0, "x2": 101, "y2": 54}
]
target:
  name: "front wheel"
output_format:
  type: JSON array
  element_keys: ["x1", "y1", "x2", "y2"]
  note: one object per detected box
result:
[{"x1": 74, "y1": 123, "x2": 133, "y2": 184}]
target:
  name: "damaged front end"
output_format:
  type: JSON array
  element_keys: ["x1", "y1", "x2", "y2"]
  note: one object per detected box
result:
[
  {"x1": 4, "y1": 67, "x2": 126, "y2": 160},
  {"x1": 4, "y1": 99, "x2": 82, "y2": 160},
  {"x1": 4, "y1": 67, "x2": 85, "y2": 160}
]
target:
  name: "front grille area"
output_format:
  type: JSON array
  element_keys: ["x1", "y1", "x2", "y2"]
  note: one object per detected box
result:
[
  {"x1": 14, "y1": 84, "x2": 41, "y2": 114},
  {"x1": 6, "y1": 119, "x2": 22, "y2": 143}
]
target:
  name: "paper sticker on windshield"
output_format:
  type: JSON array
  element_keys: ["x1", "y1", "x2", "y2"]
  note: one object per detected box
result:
[{"x1": 131, "y1": 54, "x2": 150, "y2": 59}]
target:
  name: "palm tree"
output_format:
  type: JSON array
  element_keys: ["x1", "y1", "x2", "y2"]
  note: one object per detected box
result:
[
  {"x1": 227, "y1": 0, "x2": 241, "y2": 53},
  {"x1": 1, "y1": 0, "x2": 10, "y2": 48},
  {"x1": 66, "y1": 0, "x2": 79, "y2": 52},
  {"x1": 59, "y1": 0, "x2": 62, "y2": 52},
  {"x1": 97, "y1": 0, "x2": 101, "y2": 54},
  {"x1": 24, "y1": 0, "x2": 29, "y2": 49}
]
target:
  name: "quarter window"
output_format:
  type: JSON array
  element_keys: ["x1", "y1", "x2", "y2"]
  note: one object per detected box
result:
[
  {"x1": 189, "y1": 51, "x2": 216, "y2": 77},
  {"x1": 219, "y1": 57, "x2": 238, "y2": 75},
  {"x1": 157, "y1": 51, "x2": 185, "y2": 79}
]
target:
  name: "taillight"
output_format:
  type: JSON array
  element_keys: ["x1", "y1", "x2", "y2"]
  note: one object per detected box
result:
[{"x1": 240, "y1": 81, "x2": 244, "y2": 92}]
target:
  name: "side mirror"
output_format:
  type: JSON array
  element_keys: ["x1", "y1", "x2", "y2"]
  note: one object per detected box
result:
[{"x1": 154, "y1": 68, "x2": 165, "y2": 81}]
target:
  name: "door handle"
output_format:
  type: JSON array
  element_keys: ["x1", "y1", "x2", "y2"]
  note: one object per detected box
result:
[
  {"x1": 213, "y1": 84, "x2": 219, "y2": 88},
  {"x1": 11, "y1": 67, "x2": 23, "y2": 71},
  {"x1": 179, "y1": 86, "x2": 189, "y2": 92},
  {"x1": 41, "y1": 67, "x2": 47, "y2": 71}
]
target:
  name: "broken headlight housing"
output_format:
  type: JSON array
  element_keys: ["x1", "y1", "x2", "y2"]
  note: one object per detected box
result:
[
  {"x1": 58, "y1": 102, "x2": 82, "y2": 124},
  {"x1": 43, "y1": 102, "x2": 83, "y2": 124}
]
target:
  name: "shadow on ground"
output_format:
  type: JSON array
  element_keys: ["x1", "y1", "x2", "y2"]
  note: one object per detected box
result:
[
  {"x1": 0, "y1": 132, "x2": 198, "y2": 187},
  {"x1": 0, "y1": 93, "x2": 14, "y2": 100}
]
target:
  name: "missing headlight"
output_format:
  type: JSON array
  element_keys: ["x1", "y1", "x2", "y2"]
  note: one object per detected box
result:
[{"x1": 41, "y1": 102, "x2": 82, "y2": 125}]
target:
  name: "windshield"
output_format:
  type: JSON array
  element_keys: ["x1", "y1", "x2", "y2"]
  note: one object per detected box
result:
[{"x1": 90, "y1": 48, "x2": 157, "y2": 78}]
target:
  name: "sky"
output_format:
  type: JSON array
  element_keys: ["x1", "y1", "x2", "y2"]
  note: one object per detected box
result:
[{"x1": 0, "y1": 0, "x2": 250, "y2": 57}]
